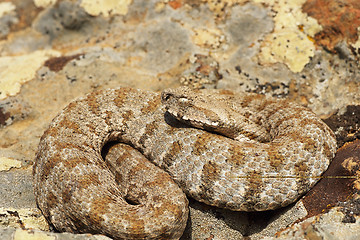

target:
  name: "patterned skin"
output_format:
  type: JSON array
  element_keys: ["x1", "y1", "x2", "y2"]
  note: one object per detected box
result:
[{"x1": 33, "y1": 87, "x2": 337, "y2": 239}]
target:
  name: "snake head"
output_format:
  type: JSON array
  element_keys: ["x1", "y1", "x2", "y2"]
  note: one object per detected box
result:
[{"x1": 161, "y1": 87, "x2": 221, "y2": 130}]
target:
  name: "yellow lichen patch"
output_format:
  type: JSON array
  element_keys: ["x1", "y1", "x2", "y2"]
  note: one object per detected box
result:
[
  {"x1": 203, "y1": 0, "x2": 247, "y2": 16},
  {"x1": 80, "y1": 0, "x2": 132, "y2": 17},
  {"x1": 33, "y1": 0, "x2": 57, "y2": 8},
  {"x1": 14, "y1": 229, "x2": 55, "y2": 240},
  {"x1": 0, "y1": 2, "x2": 16, "y2": 18},
  {"x1": 258, "y1": 30, "x2": 316, "y2": 73},
  {"x1": 0, "y1": 157, "x2": 22, "y2": 171},
  {"x1": 0, "y1": 207, "x2": 49, "y2": 231},
  {"x1": 192, "y1": 27, "x2": 225, "y2": 49},
  {"x1": 23, "y1": 211, "x2": 48, "y2": 231},
  {"x1": 351, "y1": 27, "x2": 360, "y2": 51},
  {"x1": 0, "y1": 50, "x2": 60, "y2": 100},
  {"x1": 18, "y1": 208, "x2": 49, "y2": 231},
  {"x1": 154, "y1": 1, "x2": 166, "y2": 12},
  {"x1": 255, "y1": 0, "x2": 322, "y2": 72}
]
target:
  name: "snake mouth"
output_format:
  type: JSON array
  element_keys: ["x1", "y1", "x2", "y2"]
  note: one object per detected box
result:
[{"x1": 166, "y1": 107, "x2": 220, "y2": 133}]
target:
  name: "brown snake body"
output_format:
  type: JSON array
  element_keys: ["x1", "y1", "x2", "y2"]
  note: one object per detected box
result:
[{"x1": 33, "y1": 87, "x2": 337, "y2": 239}]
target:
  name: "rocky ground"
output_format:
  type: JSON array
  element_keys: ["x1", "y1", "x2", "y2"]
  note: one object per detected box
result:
[{"x1": 0, "y1": 0, "x2": 360, "y2": 239}]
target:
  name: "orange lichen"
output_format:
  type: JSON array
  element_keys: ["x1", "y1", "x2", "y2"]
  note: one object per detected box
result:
[
  {"x1": 168, "y1": 0, "x2": 183, "y2": 9},
  {"x1": 302, "y1": 0, "x2": 360, "y2": 51}
]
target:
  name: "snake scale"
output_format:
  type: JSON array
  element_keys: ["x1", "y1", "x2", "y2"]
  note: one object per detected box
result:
[{"x1": 33, "y1": 87, "x2": 337, "y2": 239}]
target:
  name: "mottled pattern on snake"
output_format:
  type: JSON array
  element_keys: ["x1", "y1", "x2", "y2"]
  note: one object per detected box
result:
[{"x1": 33, "y1": 87, "x2": 337, "y2": 239}]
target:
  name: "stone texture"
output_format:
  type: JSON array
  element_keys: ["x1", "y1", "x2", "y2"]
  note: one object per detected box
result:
[
  {"x1": 263, "y1": 208, "x2": 360, "y2": 240},
  {"x1": 1, "y1": 0, "x2": 360, "y2": 239}
]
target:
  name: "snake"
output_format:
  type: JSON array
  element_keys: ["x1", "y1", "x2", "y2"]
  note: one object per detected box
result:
[{"x1": 33, "y1": 87, "x2": 337, "y2": 239}]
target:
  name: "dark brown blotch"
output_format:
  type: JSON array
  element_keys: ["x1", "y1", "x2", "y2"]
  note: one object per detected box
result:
[
  {"x1": 226, "y1": 145, "x2": 246, "y2": 167},
  {"x1": 294, "y1": 160, "x2": 309, "y2": 173},
  {"x1": 323, "y1": 141, "x2": 334, "y2": 160},
  {"x1": 46, "y1": 192, "x2": 58, "y2": 211},
  {"x1": 271, "y1": 112, "x2": 298, "y2": 130},
  {"x1": 219, "y1": 89, "x2": 235, "y2": 95},
  {"x1": 240, "y1": 94, "x2": 265, "y2": 108},
  {"x1": 294, "y1": 160, "x2": 310, "y2": 195},
  {"x1": 86, "y1": 91, "x2": 102, "y2": 115},
  {"x1": 62, "y1": 187, "x2": 73, "y2": 204},
  {"x1": 141, "y1": 95, "x2": 161, "y2": 114},
  {"x1": 199, "y1": 161, "x2": 221, "y2": 200},
  {"x1": 192, "y1": 133, "x2": 212, "y2": 156},
  {"x1": 243, "y1": 170, "x2": 264, "y2": 210},
  {"x1": 163, "y1": 140, "x2": 182, "y2": 168},
  {"x1": 87, "y1": 195, "x2": 115, "y2": 226},
  {"x1": 39, "y1": 152, "x2": 62, "y2": 182},
  {"x1": 104, "y1": 110, "x2": 113, "y2": 126},
  {"x1": 122, "y1": 110, "x2": 134, "y2": 122},
  {"x1": 299, "y1": 117, "x2": 328, "y2": 133},
  {"x1": 78, "y1": 172, "x2": 102, "y2": 189},
  {"x1": 41, "y1": 126, "x2": 59, "y2": 139},
  {"x1": 58, "y1": 116, "x2": 84, "y2": 135},
  {"x1": 267, "y1": 147, "x2": 285, "y2": 170},
  {"x1": 138, "y1": 121, "x2": 159, "y2": 147},
  {"x1": 113, "y1": 88, "x2": 133, "y2": 108},
  {"x1": 261, "y1": 102, "x2": 287, "y2": 121},
  {"x1": 301, "y1": 137, "x2": 318, "y2": 153},
  {"x1": 256, "y1": 98, "x2": 278, "y2": 113}
]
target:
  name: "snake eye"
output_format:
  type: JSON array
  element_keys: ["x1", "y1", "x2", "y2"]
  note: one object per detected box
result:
[{"x1": 161, "y1": 92, "x2": 172, "y2": 102}]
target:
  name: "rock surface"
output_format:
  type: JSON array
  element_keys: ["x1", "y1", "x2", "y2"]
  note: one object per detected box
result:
[{"x1": 1, "y1": 0, "x2": 360, "y2": 239}]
